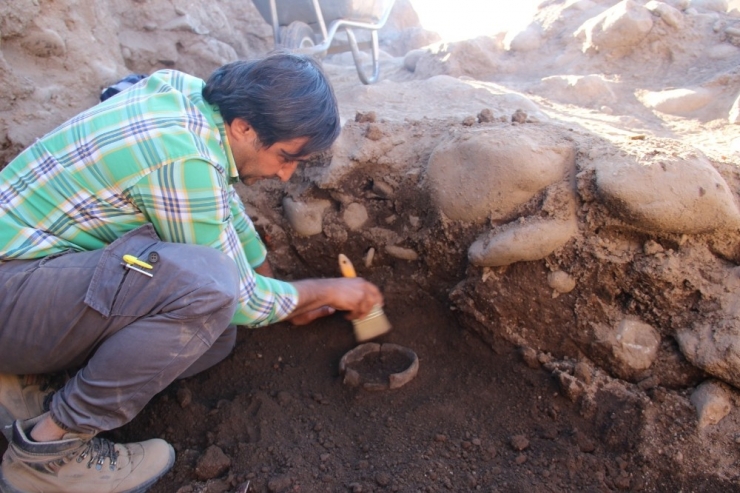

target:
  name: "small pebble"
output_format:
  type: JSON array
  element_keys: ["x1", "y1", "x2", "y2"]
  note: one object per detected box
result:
[
  {"x1": 376, "y1": 472, "x2": 391, "y2": 486},
  {"x1": 512, "y1": 109, "x2": 528, "y2": 124},
  {"x1": 510, "y1": 435, "x2": 530, "y2": 451},
  {"x1": 177, "y1": 387, "x2": 192, "y2": 408},
  {"x1": 355, "y1": 111, "x2": 376, "y2": 123},
  {"x1": 478, "y1": 108, "x2": 495, "y2": 122}
]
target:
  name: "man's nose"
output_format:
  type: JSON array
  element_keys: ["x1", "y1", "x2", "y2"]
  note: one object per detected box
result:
[{"x1": 277, "y1": 162, "x2": 298, "y2": 182}]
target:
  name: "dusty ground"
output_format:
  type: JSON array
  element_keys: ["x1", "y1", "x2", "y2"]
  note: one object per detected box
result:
[
  {"x1": 113, "y1": 290, "x2": 731, "y2": 493},
  {"x1": 1, "y1": 286, "x2": 733, "y2": 492}
]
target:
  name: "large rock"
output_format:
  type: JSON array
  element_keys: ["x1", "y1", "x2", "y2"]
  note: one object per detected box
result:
[
  {"x1": 428, "y1": 127, "x2": 574, "y2": 224},
  {"x1": 690, "y1": 0, "x2": 729, "y2": 12},
  {"x1": 690, "y1": 380, "x2": 732, "y2": 428},
  {"x1": 575, "y1": 0, "x2": 654, "y2": 56},
  {"x1": 646, "y1": 1, "x2": 685, "y2": 29},
  {"x1": 469, "y1": 216, "x2": 578, "y2": 267},
  {"x1": 504, "y1": 23, "x2": 543, "y2": 53},
  {"x1": 282, "y1": 197, "x2": 331, "y2": 237},
  {"x1": 588, "y1": 316, "x2": 662, "y2": 381},
  {"x1": 534, "y1": 74, "x2": 618, "y2": 108},
  {"x1": 333, "y1": 73, "x2": 547, "y2": 124},
  {"x1": 593, "y1": 143, "x2": 740, "y2": 234},
  {"x1": 637, "y1": 87, "x2": 714, "y2": 116},
  {"x1": 20, "y1": 28, "x2": 66, "y2": 58},
  {"x1": 677, "y1": 318, "x2": 740, "y2": 388},
  {"x1": 412, "y1": 37, "x2": 501, "y2": 80}
]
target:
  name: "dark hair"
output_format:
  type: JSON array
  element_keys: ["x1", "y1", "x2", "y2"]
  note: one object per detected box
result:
[{"x1": 202, "y1": 51, "x2": 340, "y2": 157}]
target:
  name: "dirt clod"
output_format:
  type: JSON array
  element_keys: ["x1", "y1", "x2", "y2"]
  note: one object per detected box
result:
[
  {"x1": 194, "y1": 445, "x2": 231, "y2": 481},
  {"x1": 510, "y1": 435, "x2": 530, "y2": 451},
  {"x1": 267, "y1": 474, "x2": 292, "y2": 492}
]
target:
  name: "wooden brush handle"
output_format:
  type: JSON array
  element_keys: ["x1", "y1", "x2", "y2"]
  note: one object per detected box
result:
[{"x1": 338, "y1": 254, "x2": 357, "y2": 278}]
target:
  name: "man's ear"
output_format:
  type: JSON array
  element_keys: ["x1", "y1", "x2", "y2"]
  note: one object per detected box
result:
[{"x1": 230, "y1": 118, "x2": 256, "y2": 143}]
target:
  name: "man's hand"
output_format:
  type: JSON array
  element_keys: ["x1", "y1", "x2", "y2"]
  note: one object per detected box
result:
[
  {"x1": 287, "y1": 306, "x2": 336, "y2": 326},
  {"x1": 255, "y1": 260, "x2": 383, "y2": 326},
  {"x1": 290, "y1": 277, "x2": 384, "y2": 322}
]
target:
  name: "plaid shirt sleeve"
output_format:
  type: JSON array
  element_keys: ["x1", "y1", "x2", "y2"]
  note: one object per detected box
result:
[
  {"x1": 127, "y1": 158, "x2": 298, "y2": 327},
  {"x1": 228, "y1": 186, "x2": 268, "y2": 269}
]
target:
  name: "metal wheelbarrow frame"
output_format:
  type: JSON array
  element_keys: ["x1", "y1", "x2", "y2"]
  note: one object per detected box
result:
[{"x1": 252, "y1": 0, "x2": 397, "y2": 84}]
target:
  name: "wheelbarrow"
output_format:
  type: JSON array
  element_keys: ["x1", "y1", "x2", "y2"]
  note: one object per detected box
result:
[{"x1": 251, "y1": 0, "x2": 397, "y2": 84}]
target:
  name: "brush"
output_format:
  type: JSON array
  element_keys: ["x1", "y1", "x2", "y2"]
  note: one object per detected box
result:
[{"x1": 338, "y1": 254, "x2": 392, "y2": 342}]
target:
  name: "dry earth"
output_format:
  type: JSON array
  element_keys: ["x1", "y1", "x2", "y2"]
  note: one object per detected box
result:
[{"x1": 3, "y1": 0, "x2": 740, "y2": 492}]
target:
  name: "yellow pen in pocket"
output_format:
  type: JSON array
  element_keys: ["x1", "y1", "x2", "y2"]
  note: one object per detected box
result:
[{"x1": 123, "y1": 254, "x2": 153, "y2": 270}]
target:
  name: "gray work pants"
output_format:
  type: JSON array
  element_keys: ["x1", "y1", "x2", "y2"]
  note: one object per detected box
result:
[{"x1": 0, "y1": 224, "x2": 240, "y2": 434}]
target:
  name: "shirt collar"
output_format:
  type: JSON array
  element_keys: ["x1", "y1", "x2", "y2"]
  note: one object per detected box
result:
[{"x1": 207, "y1": 106, "x2": 240, "y2": 185}]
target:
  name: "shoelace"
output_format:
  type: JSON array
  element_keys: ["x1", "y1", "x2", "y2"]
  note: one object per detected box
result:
[{"x1": 76, "y1": 437, "x2": 120, "y2": 471}]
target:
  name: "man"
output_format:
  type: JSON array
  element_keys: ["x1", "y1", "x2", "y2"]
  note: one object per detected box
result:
[{"x1": 0, "y1": 52, "x2": 382, "y2": 492}]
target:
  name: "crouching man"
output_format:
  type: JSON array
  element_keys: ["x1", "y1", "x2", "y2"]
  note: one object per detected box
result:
[{"x1": 0, "y1": 51, "x2": 382, "y2": 492}]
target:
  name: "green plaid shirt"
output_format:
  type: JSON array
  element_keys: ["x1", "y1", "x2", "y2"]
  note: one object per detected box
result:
[{"x1": 0, "y1": 70, "x2": 298, "y2": 327}]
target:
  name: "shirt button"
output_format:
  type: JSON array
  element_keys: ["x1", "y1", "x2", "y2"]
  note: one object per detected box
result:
[{"x1": 148, "y1": 251, "x2": 160, "y2": 264}]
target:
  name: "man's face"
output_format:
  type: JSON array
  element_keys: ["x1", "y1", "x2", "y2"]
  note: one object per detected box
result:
[{"x1": 227, "y1": 118, "x2": 309, "y2": 185}]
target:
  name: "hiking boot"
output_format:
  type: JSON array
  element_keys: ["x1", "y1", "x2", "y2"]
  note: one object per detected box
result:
[
  {"x1": 0, "y1": 413, "x2": 175, "y2": 493},
  {"x1": 0, "y1": 374, "x2": 53, "y2": 441}
]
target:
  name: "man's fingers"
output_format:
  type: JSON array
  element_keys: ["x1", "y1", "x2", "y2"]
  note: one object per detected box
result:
[{"x1": 289, "y1": 305, "x2": 336, "y2": 326}]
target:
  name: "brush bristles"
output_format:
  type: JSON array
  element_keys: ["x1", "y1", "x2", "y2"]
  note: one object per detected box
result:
[{"x1": 352, "y1": 306, "x2": 392, "y2": 342}]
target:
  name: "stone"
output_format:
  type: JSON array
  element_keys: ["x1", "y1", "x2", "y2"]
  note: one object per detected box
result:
[
  {"x1": 195, "y1": 445, "x2": 231, "y2": 480},
  {"x1": 478, "y1": 108, "x2": 495, "y2": 123},
  {"x1": 594, "y1": 146, "x2": 740, "y2": 234},
  {"x1": 646, "y1": 1, "x2": 685, "y2": 28},
  {"x1": 677, "y1": 319, "x2": 740, "y2": 390},
  {"x1": 510, "y1": 435, "x2": 530, "y2": 451},
  {"x1": 613, "y1": 317, "x2": 661, "y2": 372},
  {"x1": 520, "y1": 346, "x2": 540, "y2": 369},
  {"x1": 469, "y1": 216, "x2": 577, "y2": 267},
  {"x1": 282, "y1": 197, "x2": 330, "y2": 236},
  {"x1": 343, "y1": 202, "x2": 369, "y2": 230},
  {"x1": 427, "y1": 126, "x2": 573, "y2": 223},
  {"x1": 548, "y1": 270, "x2": 577, "y2": 294},
  {"x1": 690, "y1": 0, "x2": 729, "y2": 12},
  {"x1": 637, "y1": 87, "x2": 713, "y2": 116},
  {"x1": 555, "y1": 370, "x2": 585, "y2": 402},
  {"x1": 385, "y1": 245, "x2": 419, "y2": 261},
  {"x1": 690, "y1": 380, "x2": 732, "y2": 428},
  {"x1": 267, "y1": 474, "x2": 292, "y2": 492},
  {"x1": 21, "y1": 29, "x2": 66, "y2": 58},
  {"x1": 536, "y1": 74, "x2": 618, "y2": 108},
  {"x1": 403, "y1": 48, "x2": 425, "y2": 72},
  {"x1": 574, "y1": 362, "x2": 593, "y2": 384},
  {"x1": 575, "y1": 0, "x2": 654, "y2": 56},
  {"x1": 371, "y1": 180, "x2": 394, "y2": 198},
  {"x1": 504, "y1": 23, "x2": 542, "y2": 52}
]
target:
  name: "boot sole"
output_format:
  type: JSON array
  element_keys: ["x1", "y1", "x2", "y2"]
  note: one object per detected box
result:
[{"x1": 0, "y1": 446, "x2": 175, "y2": 493}]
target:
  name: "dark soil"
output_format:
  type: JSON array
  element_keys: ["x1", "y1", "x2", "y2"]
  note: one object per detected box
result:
[
  {"x1": 111, "y1": 286, "x2": 718, "y2": 493},
  {"x1": 0, "y1": 288, "x2": 731, "y2": 493}
]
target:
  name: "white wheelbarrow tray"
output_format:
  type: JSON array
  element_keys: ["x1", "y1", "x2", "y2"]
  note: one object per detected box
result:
[{"x1": 251, "y1": 0, "x2": 397, "y2": 84}]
